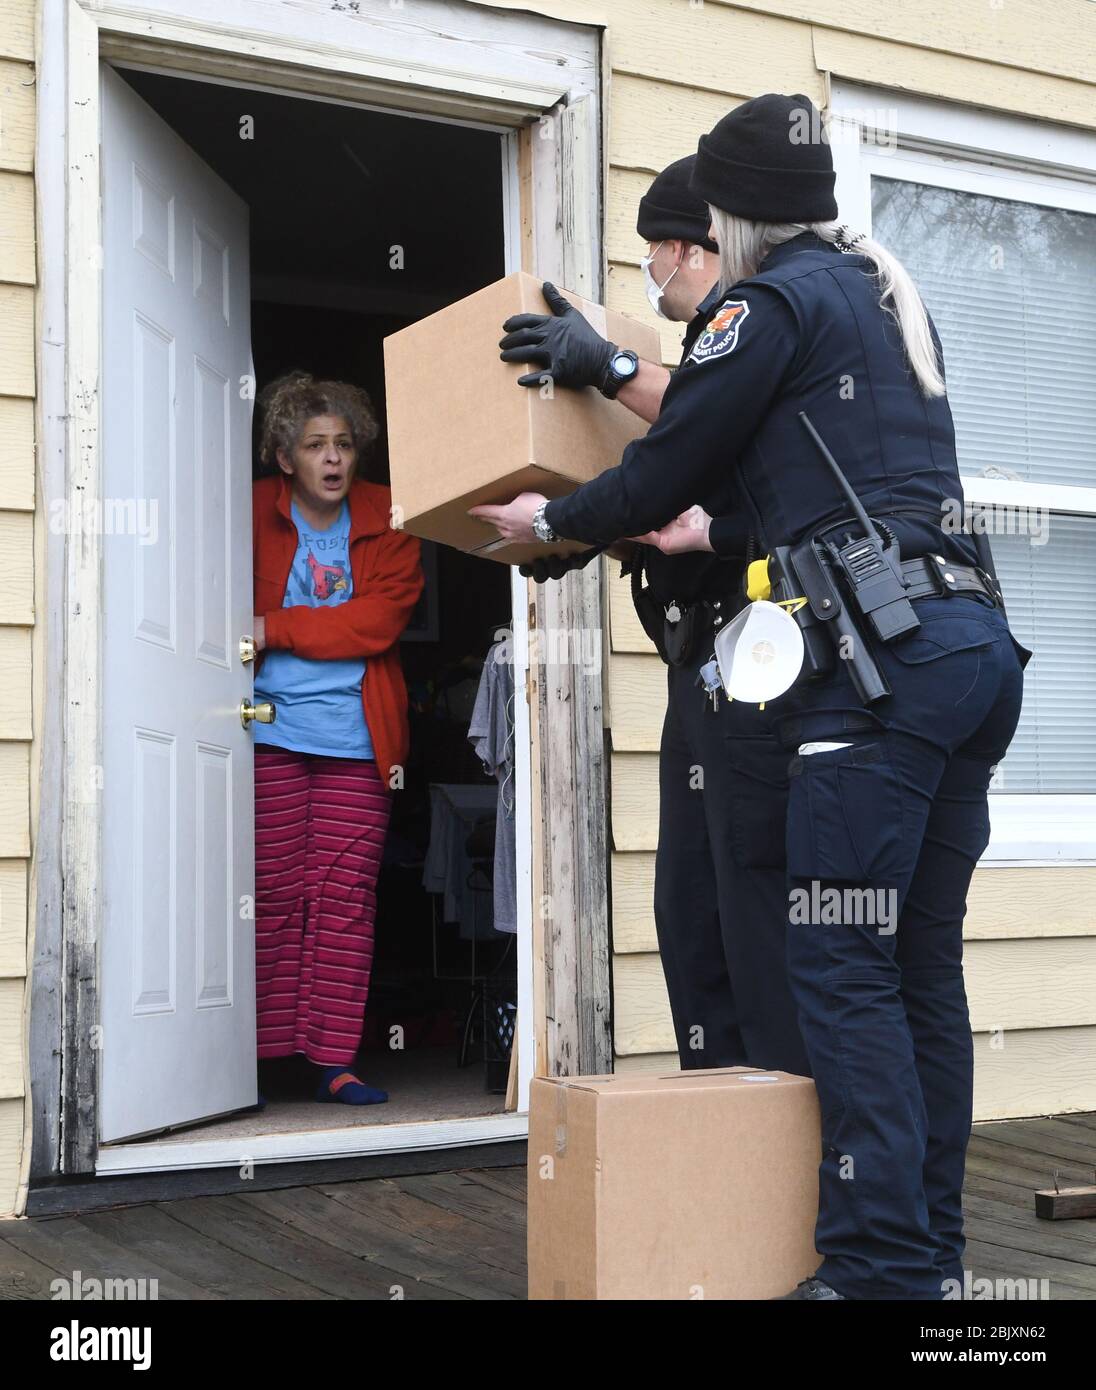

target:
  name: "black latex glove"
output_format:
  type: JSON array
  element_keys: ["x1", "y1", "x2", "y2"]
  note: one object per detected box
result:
[
  {"x1": 499, "y1": 281, "x2": 617, "y2": 389},
  {"x1": 518, "y1": 545, "x2": 605, "y2": 583}
]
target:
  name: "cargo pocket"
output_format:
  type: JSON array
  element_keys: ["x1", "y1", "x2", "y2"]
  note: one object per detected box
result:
[
  {"x1": 786, "y1": 740, "x2": 904, "y2": 883},
  {"x1": 886, "y1": 615, "x2": 999, "y2": 709},
  {"x1": 726, "y1": 735, "x2": 790, "y2": 870},
  {"x1": 887, "y1": 616, "x2": 998, "y2": 665}
]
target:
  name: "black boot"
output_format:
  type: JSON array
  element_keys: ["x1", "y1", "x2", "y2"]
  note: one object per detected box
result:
[{"x1": 774, "y1": 1277, "x2": 848, "y2": 1300}]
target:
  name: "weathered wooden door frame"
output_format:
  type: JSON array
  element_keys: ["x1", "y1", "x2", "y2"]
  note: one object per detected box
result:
[{"x1": 33, "y1": 0, "x2": 612, "y2": 1178}]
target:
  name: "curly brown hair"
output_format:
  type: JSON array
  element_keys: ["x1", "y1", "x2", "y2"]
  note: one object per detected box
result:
[{"x1": 257, "y1": 371, "x2": 380, "y2": 473}]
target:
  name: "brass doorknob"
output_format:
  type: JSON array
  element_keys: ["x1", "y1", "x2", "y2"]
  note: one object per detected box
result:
[
  {"x1": 240, "y1": 699, "x2": 276, "y2": 728},
  {"x1": 239, "y1": 636, "x2": 256, "y2": 664}
]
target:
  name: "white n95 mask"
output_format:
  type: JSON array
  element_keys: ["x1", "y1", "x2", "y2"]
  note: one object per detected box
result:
[
  {"x1": 713, "y1": 600, "x2": 805, "y2": 704},
  {"x1": 640, "y1": 241, "x2": 679, "y2": 319}
]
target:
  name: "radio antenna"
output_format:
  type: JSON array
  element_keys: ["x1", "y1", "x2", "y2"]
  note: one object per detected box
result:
[{"x1": 798, "y1": 412, "x2": 876, "y2": 538}]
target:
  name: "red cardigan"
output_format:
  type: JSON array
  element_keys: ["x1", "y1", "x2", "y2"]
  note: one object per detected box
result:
[{"x1": 252, "y1": 473, "x2": 424, "y2": 787}]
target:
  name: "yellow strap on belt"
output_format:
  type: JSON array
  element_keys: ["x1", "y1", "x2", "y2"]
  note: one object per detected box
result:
[{"x1": 746, "y1": 558, "x2": 772, "y2": 602}]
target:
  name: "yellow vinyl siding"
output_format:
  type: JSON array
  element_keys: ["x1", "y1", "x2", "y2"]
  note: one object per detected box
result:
[
  {"x1": 0, "y1": 287, "x2": 35, "y2": 397},
  {"x1": 0, "y1": 630, "x2": 32, "y2": 739},
  {"x1": 0, "y1": 0, "x2": 33, "y2": 63},
  {"x1": 0, "y1": 0, "x2": 34, "y2": 1217},
  {"x1": 612, "y1": 860, "x2": 1096, "y2": 953},
  {"x1": 0, "y1": 512, "x2": 34, "y2": 625},
  {"x1": 0, "y1": 1099, "x2": 21, "y2": 1216},
  {"x1": 0, "y1": 171, "x2": 36, "y2": 284},
  {"x1": 612, "y1": 939, "x2": 1096, "y2": 1050},
  {"x1": 0, "y1": 978, "x2": 24, "y2": 1099},
  {"x1": 483, "y1": 1, "x2": 1096, "y2": 1114},
  {"x1": 487, "y1": 0, "x2": 1096, "y2": 90},
  {"x1": 606, "y1": 558, "x2": 656, "y2": 654},
  {"x1": 614, "y1": 1031, "x2": 1096, "y2": 1123},
  {"x1": 607, "y1": 652, "x2": 665, "y2": 753},
  {"x1": 608, "y1": 76, "x2": 745, "y2": 177},
  {"x1": 0, "y1": 861, "x2": 27, "y2": 977},
  {"x1": 811, "y1": 29, "x2": 1096, "y2": 129},
  {"x1": 0, "y1": 59, "x2": 36, "y2": 172},
  {"x1": 0, "y1": 398, "x2": 34, "y2": 509}
]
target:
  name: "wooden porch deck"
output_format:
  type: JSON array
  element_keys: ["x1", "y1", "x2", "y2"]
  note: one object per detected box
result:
[{"x1": 3, "y1": 1115, "x2": 1095, "y2": 1299}]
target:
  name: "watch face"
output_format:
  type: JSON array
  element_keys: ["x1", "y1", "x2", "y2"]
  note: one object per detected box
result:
[{"x1": 612, "y1": 352, "x2": 638, "y2": 378}]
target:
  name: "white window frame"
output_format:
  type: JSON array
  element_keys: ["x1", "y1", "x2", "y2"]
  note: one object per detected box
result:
[{"x1": 829, "y1": 82, "x2": 1096, "y2": 865}]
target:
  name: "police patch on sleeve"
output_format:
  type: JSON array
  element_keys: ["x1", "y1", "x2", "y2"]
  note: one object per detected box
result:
[{"x1": 686, "y1": 299, "x2": 750, "y2": 365}]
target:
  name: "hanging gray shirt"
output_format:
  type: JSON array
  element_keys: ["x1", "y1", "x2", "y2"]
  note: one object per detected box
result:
[{"x1": 468, "y1": 642, "x2": 517, "y2": 935}]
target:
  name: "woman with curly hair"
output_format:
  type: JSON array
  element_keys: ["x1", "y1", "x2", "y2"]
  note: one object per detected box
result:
[{"x1": 251, "y1": 372, "x2": 423, "y2": 1104}]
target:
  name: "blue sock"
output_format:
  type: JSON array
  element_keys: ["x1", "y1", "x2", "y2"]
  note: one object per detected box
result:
[{"x1": 316, "y1": 1065, "x2": 388, "y2": 1105}]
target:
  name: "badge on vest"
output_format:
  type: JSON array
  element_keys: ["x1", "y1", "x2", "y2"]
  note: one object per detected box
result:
[{"x1": 686, "y1": 299, "x2": 750, "y2": 365}]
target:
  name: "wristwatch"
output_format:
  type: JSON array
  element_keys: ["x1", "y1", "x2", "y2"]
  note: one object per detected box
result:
[
  {"x1": 599, "y1": 348, "x2": 639, "y2": 400},
  {"x1": 532, "y1": 500, "x2": 559, "y2": 543}
]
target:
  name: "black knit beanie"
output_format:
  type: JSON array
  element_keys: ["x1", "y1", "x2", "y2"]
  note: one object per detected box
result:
[
  {"x1": 690, "y1": 93, "x2": 838, "y2": 223},
  {"x1": 636, "y1": 155, "x2": 719, "y2": 254}
]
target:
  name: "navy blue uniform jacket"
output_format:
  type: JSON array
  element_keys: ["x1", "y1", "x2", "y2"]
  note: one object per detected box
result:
[{"x1": 545, "y1": 230, "x2": 978, "y2": 571}]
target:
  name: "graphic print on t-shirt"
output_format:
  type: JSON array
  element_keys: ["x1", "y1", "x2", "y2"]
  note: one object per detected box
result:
[
  {"x1": 254, "y1": 497, "x2": 374, "y2": 760},
  {"x1": 307, "y1": 552, "x2": 348, "y2": 600}
]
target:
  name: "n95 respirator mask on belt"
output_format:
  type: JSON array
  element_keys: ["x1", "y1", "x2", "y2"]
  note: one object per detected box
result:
[{"x1": 712, "y1": 599, "x2": 805, "y2": 704}]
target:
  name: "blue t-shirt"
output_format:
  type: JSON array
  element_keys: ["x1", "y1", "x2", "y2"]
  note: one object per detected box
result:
[{"x1": 254, "y1": 499, "x2": 374, "y2": 760}]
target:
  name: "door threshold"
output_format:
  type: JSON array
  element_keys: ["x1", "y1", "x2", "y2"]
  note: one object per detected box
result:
[{"x1": 96, "y1": 1111, "x2": 529, "y2": 1176}]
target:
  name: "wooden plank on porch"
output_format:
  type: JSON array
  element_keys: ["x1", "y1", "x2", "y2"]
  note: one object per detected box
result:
[{"x1": 6, "y1": 1122, "x2": 1096, "y2": 1298}]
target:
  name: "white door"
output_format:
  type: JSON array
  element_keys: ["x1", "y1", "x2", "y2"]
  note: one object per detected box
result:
[{"x1": 100, "y1": 66, "x2": 257, "y2": 1142}]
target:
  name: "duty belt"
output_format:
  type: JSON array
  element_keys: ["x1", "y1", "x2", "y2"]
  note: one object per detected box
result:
[
  {"x1": 628, "y1": 554, "x2": 746, "y2": 667},
  {"x1": 901, "y1": 553, "x2": 1003, "y2": 606}
]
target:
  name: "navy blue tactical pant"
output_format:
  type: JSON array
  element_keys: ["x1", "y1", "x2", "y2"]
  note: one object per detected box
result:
[
  {"x1": 654, "y1": 645, "x2": 811, "y2": 1077},
  {"x1": 770, "y1": 594, "x2": 1025, "y2": 1300}
]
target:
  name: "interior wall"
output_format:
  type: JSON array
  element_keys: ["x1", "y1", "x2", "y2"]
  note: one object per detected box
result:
[{"x1": 117, "y1": 68, "x2": 505, "y2": 320}]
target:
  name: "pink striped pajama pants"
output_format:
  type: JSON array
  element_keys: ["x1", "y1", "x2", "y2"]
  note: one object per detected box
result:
[{"x1": 254, "y1": 746, "x2": 392, "y2": 1065}]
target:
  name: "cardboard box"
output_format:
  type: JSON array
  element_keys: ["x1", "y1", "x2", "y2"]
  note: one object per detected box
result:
[
  {"x1": 527, "y1": 1067, "x2": 821, "y2": 1300},
  {"x1": 383, "y1": 272, "x2": 661, "y2": 566}
]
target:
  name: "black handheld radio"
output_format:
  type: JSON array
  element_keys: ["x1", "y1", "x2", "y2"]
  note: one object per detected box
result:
[{"x1": 798, "y1": 413, "x2": 920, "y2": 644}]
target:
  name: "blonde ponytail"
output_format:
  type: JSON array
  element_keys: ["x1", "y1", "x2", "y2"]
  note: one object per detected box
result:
[{"x1": 707, "y1": 207, "x2": 946, "y2": 398}]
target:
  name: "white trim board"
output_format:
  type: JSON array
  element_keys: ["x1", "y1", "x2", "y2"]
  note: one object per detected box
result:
[
  {"x1": 96, "y1": 1112, "x2": 529, "y2": 1176},
  {"x1": 961, "y1": 477, "x2": 1096, "y2": 517},
  {"x1": 829, "y1": 81, "x2": 1096, "y2": 234},
  {"x1": 986, "y1": 797, "x2": 1096, "y2": 863},
  {"x1": 829, "y1": 81, "x2": 1096, "y2": 182},
  {"x1": 84, "y1": 0, "x2": 597, "y2": 123}
]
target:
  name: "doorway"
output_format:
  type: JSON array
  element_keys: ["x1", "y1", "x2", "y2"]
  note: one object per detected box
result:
[{"x1": 95, "y1": 64, "x2": 531, "y2": 1169}]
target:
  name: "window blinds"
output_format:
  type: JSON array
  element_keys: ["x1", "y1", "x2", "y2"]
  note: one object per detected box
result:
[
  {"x1": 872, "y1": 176, "x2": 1096, "y2": 794},
  {"x1": 871, "y1": 178, "x2": 1096, "y2": 489},
  {"x1": 990, "y1": 517, "x2": 1096, "y2": 794}
]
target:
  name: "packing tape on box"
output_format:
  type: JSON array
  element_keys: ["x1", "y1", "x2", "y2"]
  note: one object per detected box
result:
[
  {"x1": 657, "y1": 1066, "x2": 768, "y2": 1080},
  {"x1": 555, "y1": 1080, "x2": 570, "y2": 1157}
]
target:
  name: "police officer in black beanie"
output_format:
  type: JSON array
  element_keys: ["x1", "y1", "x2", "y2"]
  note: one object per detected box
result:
[
  {"x1": 690, "y1": 91, "x2": 839, "y2": 222},
  {"x1": 473, "y1": 93, "x2": 1028, "y2": 1302},
  {"x1": 491, "y1": 155, "x2": 811, "y2": 1082}
]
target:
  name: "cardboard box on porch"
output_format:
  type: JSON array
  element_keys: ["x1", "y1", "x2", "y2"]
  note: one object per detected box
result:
[
  {"x1": 382, "y1": 272, "x2": 661, "y2": 567},
  {"x1": 527, "y1": 1067, "x2": 821, "y2": 1300}
]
